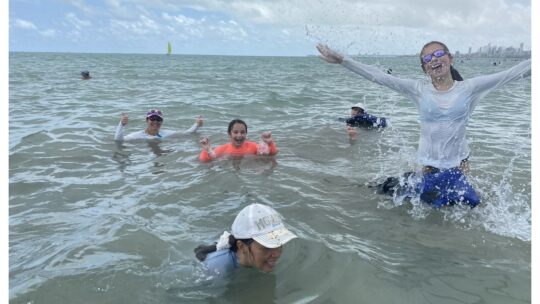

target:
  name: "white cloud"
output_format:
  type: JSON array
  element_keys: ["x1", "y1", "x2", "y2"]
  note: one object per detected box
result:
[
  {"x1": 171, "y1": 0, "x2": 530, "y2": 43},
  {"x1": 211, "y1": 21, "x2": 248, "y2": 41},
  {"x1": 39, "y1": 29, "x2": 57, "y2": 37},
  {"x1": 64, "y1": 0, "x2": 94, "y2": 14},
  {"x1": 89, "y1": 0, "x2": 529, "y2": 33},
  {"x1": 65, "y1": 13, "x2": 92, "y2": 30},
  {"x1": 162, "y1": 13, "x2": 203, "y2": 26},
  {"x1": 197, "y1": 0, "x2": 530, "y2": 31},
  {"x1": 140, "y1": 15, "x2": 159, "y2": 30},
  {"x1": 110, "y1": 15, "x2": 162, "y2": 36},
  {"x1": 161, "y1": 12, "x2": 251, "y2": 42},
  {"x1": 100, "y1": 0, "x2": 521, "y2": 55},
  {"x1": 12, "y1": 18, "x2": 37, "y2": 30},
  {"x1": 216, "y1": 1, "x2": 279, "y2": 24},
  {"x1": 11, "y1": 18, "x2": 58, "y2": 39}
]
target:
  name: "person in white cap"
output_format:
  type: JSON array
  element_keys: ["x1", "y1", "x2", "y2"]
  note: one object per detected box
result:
[
  {"x1": 114, "y1": 109, "x2": 203, "y2": 141},
  {"x1": 194, "y1": 203, "x2": 297, "y2": 275},
  {"x1": 345, "y1": 102, "x2": 388, "y2": 140}
]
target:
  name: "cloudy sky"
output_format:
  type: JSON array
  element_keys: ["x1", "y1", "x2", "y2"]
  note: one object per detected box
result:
[{"x1": 8, "y1": 0, "x2": 532, "y2": 56}]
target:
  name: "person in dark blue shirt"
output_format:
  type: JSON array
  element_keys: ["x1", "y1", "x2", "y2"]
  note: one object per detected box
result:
[
  {"x1": 345, "y1": 103, "x2": 387, "y2": 140},
  {"x1": 346, "y1": 103, "x2": 387, "y2": 128}
]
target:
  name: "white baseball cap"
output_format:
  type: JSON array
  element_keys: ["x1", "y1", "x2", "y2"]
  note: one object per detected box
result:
[
  {"x1": 351, "y1": 102, "x2": 366, "y2": 111},
  {"x1": 231, "y1": 203, "x2": 297, "y2": 248}
]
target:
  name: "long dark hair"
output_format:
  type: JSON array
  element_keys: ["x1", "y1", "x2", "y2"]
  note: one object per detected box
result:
[
  {"x1": 227, "y1": 119, "x2": 248, "y2": 135},
  {"x1": 194, "y1": 235, "x2": 253, "y2": 262},
  {"x1": 420, "y1": 41, "x2": 463, "y2": 81}
]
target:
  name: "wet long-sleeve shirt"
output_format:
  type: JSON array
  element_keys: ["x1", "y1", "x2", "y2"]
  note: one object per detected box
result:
[
  {"x1": 114, "y1": 122, "x2": 199, "y2": 141},
  {"x1": 340, "y1": 57, "x2": 531, "y2": 169}
]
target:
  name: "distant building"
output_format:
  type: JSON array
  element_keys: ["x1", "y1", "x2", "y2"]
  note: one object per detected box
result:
[{"x1": 457, "y1": 43, "x2": 530, "y2": 59}]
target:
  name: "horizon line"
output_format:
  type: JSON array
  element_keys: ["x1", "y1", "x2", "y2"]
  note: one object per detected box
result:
[{"x1": 9, "y1": 50, "x2": 532, "y2": 59}]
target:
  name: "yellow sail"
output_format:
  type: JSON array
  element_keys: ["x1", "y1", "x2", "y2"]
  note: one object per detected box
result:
[{"x1": 167, "y1": 42, "x2": 172, "y2": 55}]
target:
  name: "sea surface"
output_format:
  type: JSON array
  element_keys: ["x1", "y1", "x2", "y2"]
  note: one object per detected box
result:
[{"x1": 9, "y1": 52, "x2": 531, "y2": 303}]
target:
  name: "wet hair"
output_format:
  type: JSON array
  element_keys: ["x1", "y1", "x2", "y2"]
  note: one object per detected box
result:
[
  {"x1": 194, "y1": 244, "x2": 217, "y2": 261},
  {"x1": 420, "y1": 41, "x2": 463, "y2": 81},
  {"x1": 194, "y1": 235, "x2": 254, "y2": 262},
  {"x1": 450, "y1": 66, "x2": 463, "y2": 81},
  {"x1": 227, "y1": 119, "x2": 248, "y2": 135}
]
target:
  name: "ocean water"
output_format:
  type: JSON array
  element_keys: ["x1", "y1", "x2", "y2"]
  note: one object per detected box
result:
[{"x1": 9, "y1": 52, "x2": 531, "y2": 303}]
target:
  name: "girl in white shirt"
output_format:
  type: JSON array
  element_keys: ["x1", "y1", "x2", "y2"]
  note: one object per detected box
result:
[
  {"x1": 317, "y1": 41, "x2": 531, "y2": 207},
  {"x1": 114, "y1": 109, "x2": 203, "y2": 141}
]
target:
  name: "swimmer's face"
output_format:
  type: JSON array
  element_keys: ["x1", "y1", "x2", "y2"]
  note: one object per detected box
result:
[
  {"x1": 421, "y1": 43, "x2": 452, "y2": 79},
  {"x1": 146, "y1": 116, "x2": 163, "y2": 132},
  {"x1": 351, "y1": 107, "x2": 362, "y2": 116},
  {"x1": 243, "y1": 241, "x2": 282, "y2": 273},
  {"x1": 228, "y1": 123, "x2": 247, "y2": 147}
]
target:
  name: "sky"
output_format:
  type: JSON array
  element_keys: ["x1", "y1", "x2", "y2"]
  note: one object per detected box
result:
[{"x1": 8, "y1": 0, "x2": 532, "y2": 56}]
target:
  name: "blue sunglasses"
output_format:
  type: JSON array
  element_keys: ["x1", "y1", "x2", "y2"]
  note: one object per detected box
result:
[{"x1": 422, "y1": 49, "x2": 447, "y2": 64}]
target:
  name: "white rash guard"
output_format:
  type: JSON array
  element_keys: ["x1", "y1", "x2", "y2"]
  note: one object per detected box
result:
[
  {"x1": 340, "y1": 57, "x2": 531, "y2": 169},
  {"x1": 114, "y1": 122, "x2": 199, "y2": 141}
]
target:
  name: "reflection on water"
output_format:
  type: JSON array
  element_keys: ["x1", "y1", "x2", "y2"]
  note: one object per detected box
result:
[
  {"x1": 147, "y1": 140, "x2": 174, "y2": 157},
  {"x1": 112, "y1": 141, "x2": 132, "y2": 172}
]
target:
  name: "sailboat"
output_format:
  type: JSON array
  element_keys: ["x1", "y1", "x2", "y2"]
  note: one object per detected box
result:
[{"x1": 167, "y1": 41, "x2": 172, "y2": 55}]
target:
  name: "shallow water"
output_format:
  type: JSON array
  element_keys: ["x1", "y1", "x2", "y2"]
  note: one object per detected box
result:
[{"x1": 9, "y1": 52, "x2": 530, "y2": 303}]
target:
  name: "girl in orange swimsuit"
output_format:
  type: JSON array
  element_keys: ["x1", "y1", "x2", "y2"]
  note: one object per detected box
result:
[{"x1": 199, "y1": 119, "x2": 278, "y2": 162}]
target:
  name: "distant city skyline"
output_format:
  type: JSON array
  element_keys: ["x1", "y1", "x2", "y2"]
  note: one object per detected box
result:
[
  {"x1": 354, "y1": 42, "x2": 530, "y2": 58},
  {"x1": 453, "y1": 42, "x2": 530, "y2": 58}
]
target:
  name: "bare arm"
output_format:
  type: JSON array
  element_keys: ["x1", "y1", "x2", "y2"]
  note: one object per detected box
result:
[
  {"x1": 258, "y1": 132, "x2": 278, "y2": 156},
  {"x1": 199, "y1": 137, "x2": 217, "y2": 162}
]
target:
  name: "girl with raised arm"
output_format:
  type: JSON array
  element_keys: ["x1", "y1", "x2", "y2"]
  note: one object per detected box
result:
[{"x1": 316, "y1": 42, "x2": 530, "y2": 207}]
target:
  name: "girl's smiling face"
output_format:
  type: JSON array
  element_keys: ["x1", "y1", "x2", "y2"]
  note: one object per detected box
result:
[
  {"x1": 237, "y1": 240, "x2": 283, "y2": 273},
  {"x1": 228, "y1": 122, "x2": 247, "y2": 147},
  {"x1": 421, "y1": 43, "x2": 453, "y2": 80}
]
